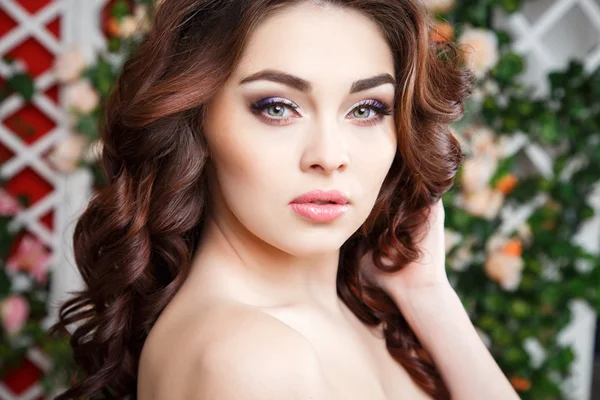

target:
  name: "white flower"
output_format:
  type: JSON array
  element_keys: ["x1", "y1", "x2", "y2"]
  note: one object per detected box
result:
[
  {"x1": 461, "y1": 154, "x2": 498, "y2": 193},
  {"x1": 65, "y1": 80, "x2": 99, "y2": 114},
  {"x1": 458, "y1": 28, "x2": 499, "y2": 79},
  {"x1": 54, "y1": 47, "x2": 86, "y2": 83},
  {"x1": 48, "y1": 134, "x2": 88, "y2": 172},
  {"x1": 460, "y1": 187, "x2": 504, "y2": 220},
  {"x1": 449, "y1": 245, "x2": 472, "y2": 272},
  {"x1": 485, "y1": 251, "x2": 523, "y2": 291},
  {"x1": 423, "y1": 0, "x2": 455, "y2": 13}
]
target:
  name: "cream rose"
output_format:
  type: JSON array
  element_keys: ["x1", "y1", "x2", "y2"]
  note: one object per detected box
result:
[
  {"x1": 461, "y1": 187, "x2": 504, "y2": 220},
  {"x1": 65, "y1": 80, "x2": 99, "y2": 114},
  {"x1": 458, "y1": 28, "x2": 499, "y2": 79},
  {"x1": 48, "y1": 134, "x2": 88, "y2": 172},
  {"x1": 54, "y1": 47, "x2": 86, "y2": 84}
]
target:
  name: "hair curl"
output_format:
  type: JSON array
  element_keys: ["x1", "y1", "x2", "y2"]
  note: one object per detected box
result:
[{"x1": 49, "y1": 0, "x2": 474, "y2": 398}]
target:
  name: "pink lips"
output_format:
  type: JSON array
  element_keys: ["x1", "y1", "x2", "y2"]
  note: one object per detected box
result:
[{"x1": 289, "y1": 190, "x2": 350, "y2": 222}]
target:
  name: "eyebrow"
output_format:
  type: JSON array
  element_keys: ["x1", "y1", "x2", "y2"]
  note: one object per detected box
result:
[{"x1": 239, "y1": 69, "x2": 396, "y2": 94}]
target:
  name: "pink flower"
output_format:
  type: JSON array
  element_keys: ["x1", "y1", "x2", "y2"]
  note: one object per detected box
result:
[
  {"x1": 64, "y1": 80, "x2": 99, "y2": 114},
  {"x1": 54, "y1": 47, "x2": 86, "y2": 84},
  {"x1": 48, "y1": 133, "x2": 88, "y2": 173},
  {"x1": 1, "y1": 295, "x2": 30, "y2": 335},
  {"x1": 0, "y1": 188, "x2": 22, "y2": 216},
  {"x1": 6, "y1": 235, "x2": 51, "y2": 286}
]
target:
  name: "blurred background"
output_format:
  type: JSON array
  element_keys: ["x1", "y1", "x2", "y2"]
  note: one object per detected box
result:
[{"x1": 0, "y1": 0, "x2": 599, "y2": 399}]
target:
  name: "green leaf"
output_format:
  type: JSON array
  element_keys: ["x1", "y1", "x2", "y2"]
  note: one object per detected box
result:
[
  {"x1": 492, "y1": 52, "x2": 525, "y2": 84},
  {"x1": 7, "y1": 73, "x2": 35, "y2": 101}
]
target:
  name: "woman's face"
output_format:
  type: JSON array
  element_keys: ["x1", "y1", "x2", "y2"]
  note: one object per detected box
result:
[{"x1": 203, "y1": 2, "x2": 397, "y2": 257}]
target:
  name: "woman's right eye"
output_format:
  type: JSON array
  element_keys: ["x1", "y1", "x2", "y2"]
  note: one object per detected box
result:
[{"x1": 250, "y1": 97, "x2": 300, "y2": 125}]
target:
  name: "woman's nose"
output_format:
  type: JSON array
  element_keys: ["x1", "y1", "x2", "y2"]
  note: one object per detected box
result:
[{"x1": 300, "y1": 121, "x2": 349, "y2": 174}]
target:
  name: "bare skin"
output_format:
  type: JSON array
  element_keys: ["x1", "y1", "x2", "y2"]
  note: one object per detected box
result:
[{"x1": 138, "y1": 2, "x2": 518, "y2": 400}]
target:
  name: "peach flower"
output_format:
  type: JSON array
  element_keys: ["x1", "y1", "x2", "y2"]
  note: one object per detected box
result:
[
  {"x1": 458, "y1": 28, "x2": 499, "y2": 79},
  {"x1": 461, "y1": 155, "x2": 498, "y2": 193},
  {"x1": 64, "y1": 80, "x2": 99, "y2": 114},
  {"x1": 54, "y1": 47, "x2": 86, "y2": 84},
  {"x1": 1, "y1": 295, "x2": 30, "y2": 335},
  {"x1": 461, "y1": 187, "x2": 504, "y2": 220},
  {"x1": 495, "y1": 174, "x2": 518, "y2": 194},
  {"x1": 6, "y1": 235, "x2": 52, "y2": 285},
  {"x1": 48, "y1": 134, "x2": 88, "y2": 173},
  {"x1": 430, "y1": 21, "x2": 454, "y2": 42},
  {"x1": 106, "y1": 17, "x2": 121, "y2": 37},
  {"x1": 134, "y1": 5, "x2": 151, "y2": 34},
  {"x1": 424, "y1": 0, "x2": 455, "y2": 13},
  {"x1": 484, "y1": 237, "x2": 524, "y2": 291},
  {"x1": 120, "y1": 16, "x2": 139, "y2": 38}
]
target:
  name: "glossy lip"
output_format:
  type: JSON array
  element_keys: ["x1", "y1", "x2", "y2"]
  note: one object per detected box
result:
[
  {"x1": 290, "y1": 190, "x2": 349, "y2": 205},
  {"x1": 289, "y1": 190, "x2": 350, "y2": 222}
]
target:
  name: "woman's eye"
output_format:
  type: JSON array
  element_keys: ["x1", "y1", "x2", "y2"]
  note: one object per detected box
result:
[
  {"x1": 250, "y1": 97, "x2": 393, "y2": 126},
  {"x1": 352, "y1": 106, "x2": 375, "y2": 119},
  {"x1": 265, "y1": 104, "x2": 292, "y2": 118}
]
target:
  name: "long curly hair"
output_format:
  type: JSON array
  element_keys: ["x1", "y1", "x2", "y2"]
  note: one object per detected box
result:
[{"x1": 48, "y1": 0, "x2": 474, "y2": 398}]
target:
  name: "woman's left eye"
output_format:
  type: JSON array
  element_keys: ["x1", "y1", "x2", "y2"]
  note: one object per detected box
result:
[{"x1": 250, "y1": 97, "x2": 393, "y2": 126}]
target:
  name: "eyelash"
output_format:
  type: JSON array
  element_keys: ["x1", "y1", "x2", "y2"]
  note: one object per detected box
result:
[{"x1": 249, "y1": 97, "x2": 393, "y2": 126}]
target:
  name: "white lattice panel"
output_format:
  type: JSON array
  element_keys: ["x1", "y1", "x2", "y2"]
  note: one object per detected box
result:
[
  {"x1": 496, "y1": 2, "x2": 600, "y2": 399},
  {"x1": 0, "y1": 0, "x2": 107, "y2": 399},
  {"x1": 497, "y1": 0, "x2": 600, "y2": 96}
]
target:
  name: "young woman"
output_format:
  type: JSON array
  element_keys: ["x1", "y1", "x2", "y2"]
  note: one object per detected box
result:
[{"x1": 50, "y1": 1, "x2": 520, "y2": 399}]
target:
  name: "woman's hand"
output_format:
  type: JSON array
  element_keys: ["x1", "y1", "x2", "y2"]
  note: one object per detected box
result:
[{"x1": 359, "y1": 199, "x2": 451, "y2": 301}]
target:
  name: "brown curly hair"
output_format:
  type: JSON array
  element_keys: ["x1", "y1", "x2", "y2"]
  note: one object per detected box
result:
[{"x1": 48, "y1": 0, "x2": 473, "y2": 398}]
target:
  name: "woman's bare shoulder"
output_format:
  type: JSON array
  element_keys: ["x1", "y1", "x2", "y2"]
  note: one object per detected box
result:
[{"x1": 138, "y1": 297, "x2": 330, "y2": 400}]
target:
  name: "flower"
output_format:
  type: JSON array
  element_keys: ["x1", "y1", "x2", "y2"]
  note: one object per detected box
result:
[
  {"x1": 106, "y1": 17, "x2": 121, "y2": 37},
  {"x1": 430, "y1": 21, "x2": 454, "y2": 42},
  {"x1": 470, "y1": 125, "x2": 497, "y2": 155},
  {"x1": 458, "y1": 28, "x2": 499, "y2": 79},
  {"x1": 0, "y1": 295, "x2": 30, "y2": 335},
  {"x1": 449, "y1": 245, "x2": 472, "y2": 272},
  {"x1": 460, "y1": 187, "x2": 504, "y2": 220},
  {"x1": 509, "y1": 376, "x2": 532, "y2": 392},
  {"x1": 424, "y1": 0, "x2": 455, "y2": 14},
  {"x1": 54, "y1": 47, "x2": 86, "y2": 84},
  {"x1": 484, "y1": 238, "x2": 524, "y2": 291},
  {"x1": 6, "y1": 235, "x2": 52, "y2": 285},
  {"x1": 495, "y1": 174, "x2": 518, "y2": 194},
  {"x1": 0, "y1": 188, "x2": 22, "y2": 216},
  {"x1": 64, "y1": 80, "x2": 99, "y2": 114},
  {"x1": 134, "y1": 5, "x2": 151, "y2": 34},
  {"x1": 120, "y1": 16, "x2": 139, "y2": 38},
  {"x1": 461, "y1": 155, "x2": 498, "y2": 193},
  {"x1": 48, "y1": 133, "x2": 88, "y2": 173}
]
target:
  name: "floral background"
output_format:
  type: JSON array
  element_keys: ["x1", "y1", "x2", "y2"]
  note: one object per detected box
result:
[{"x1": 1, "y1": 0, "x2": 599, "y2": 398}]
